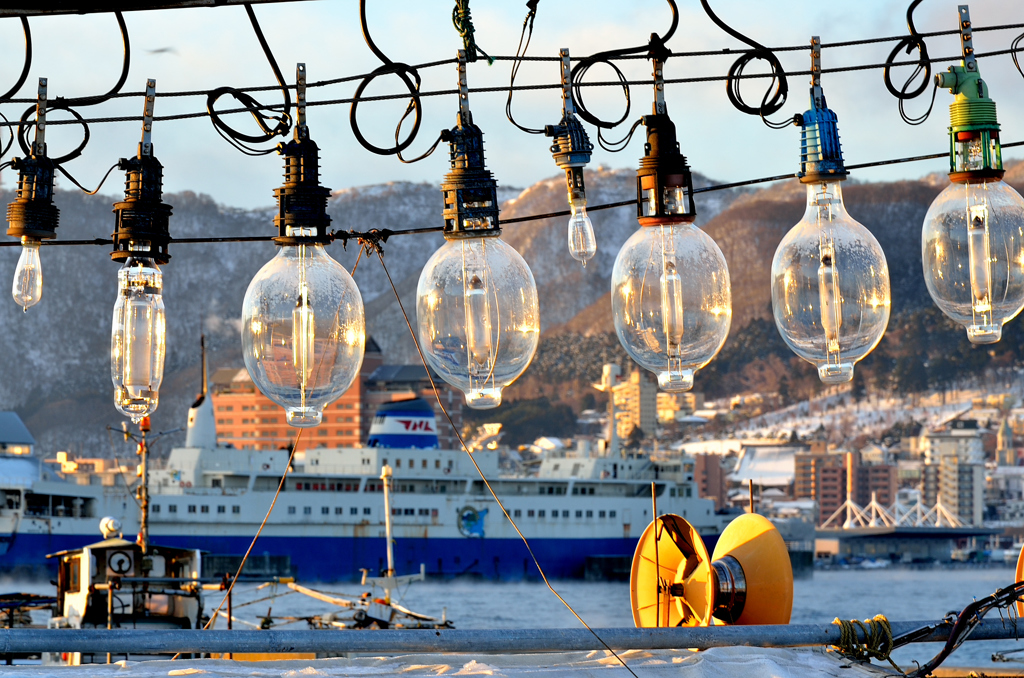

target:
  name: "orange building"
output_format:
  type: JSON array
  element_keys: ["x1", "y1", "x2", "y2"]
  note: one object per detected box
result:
[
  {"x1": 211, "y1": 339, "x2": 383, "y2": 452},
  {"x1": 210, "y1": 339, "x2": 465, "y2": 452}
]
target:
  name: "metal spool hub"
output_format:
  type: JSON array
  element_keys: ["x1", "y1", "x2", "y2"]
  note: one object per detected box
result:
[{"x1": 630, "y1": 513, "x2": 793, "y2": 627}]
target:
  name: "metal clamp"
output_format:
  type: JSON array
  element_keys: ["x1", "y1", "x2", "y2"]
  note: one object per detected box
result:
[
  {"x1": 958, "y1": 5, "x2": 976, "y2": 73},
  {"x1": 140, "y1": 79, "x2": 156, "y2": 157},
  {"x1": 653, "y1": 56, "x2": 667, "y2": 115},
  {"x1": 457, "y1": 49, "x2": 471, "y2": 125},
  {"x1": 295, "y1": 63, "x2": 307, "y2": 139},
  {"x1": 559, "y1": 48, "x2": 575, "y2": 116},
  {"x1": 810, "y1": 37, "x2": 823, "y2": 109},
  {"x1": 32, "y1": 78, "x2": 46, "y2": 157}
]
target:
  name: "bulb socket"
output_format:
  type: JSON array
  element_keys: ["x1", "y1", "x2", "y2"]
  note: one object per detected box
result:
[
  {"x1": 798, "y1": 89, "x2": 847, "y2": 184},
  {"x1": 636, "y1": 113, "x2": 696, "y2": 227},
  {"x1": 940, "y1": 62, "x2": 1004, "y2": 183},
  {"x1": 112, "y1": 154, "x2": 172, "y2": 264},
  {"x1": 440, "y1": 113, "x2": 501, "y2": 240},
  {"x1": 6, "y1": 155, "x2": 59, "y2": 241},
  {"x1": 546, "y1": 113, "x2": 593, "y2": 207},
  {"x1": 272, "y1": 135, "x2": 332, "y2": 245}
]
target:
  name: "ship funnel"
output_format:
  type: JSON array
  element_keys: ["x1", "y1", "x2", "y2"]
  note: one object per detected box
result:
[
  {"x1": 367, "y1": 398, "x2": 439, "y2": 449},
  {"x1": 186, "y1": 335, "x2": 217, "y2": 449}
]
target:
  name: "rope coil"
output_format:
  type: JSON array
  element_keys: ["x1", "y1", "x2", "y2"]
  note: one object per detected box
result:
[{"x1": 831, "y1": 614, "x2": 902, "y2": 673}]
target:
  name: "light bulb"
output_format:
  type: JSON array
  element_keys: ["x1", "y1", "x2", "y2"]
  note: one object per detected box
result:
[
  {"x1": 611, "y1": 222, "x2": 731, "y2": 392},
  {"x1": 111, "y1": 251, "x2": 166, "y2": 423},
  {"x1": 416, "y1": 235, "x2": 539, "y2": 409},
  {"x1": 242, "y1": 228, "x2": 365, "y2": 427},
  {"x1": 923, "y1": 179, "x2": 1024, "y2": 343},
  {"x1": 12, "y1": 237, "x2": 42, "y2": 311},
  {"x1": 771, "y1": 181, "x2": 890, "y2": 383},
  {"x1": 567, "y1": 199, "x2": 596, "y2": 266}
]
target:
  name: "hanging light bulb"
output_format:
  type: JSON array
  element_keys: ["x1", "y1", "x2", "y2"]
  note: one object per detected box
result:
[
  {"x1": 923, "y1": 6, "x2": 1024, "y2": 344},
  {"x1": 544, "y1": 48, "x2": 596, "y2": 266},
  {"x1": 771, "y1": 37, "x2": 890, "y2": 384},
  {"x1": 417, "y1": 51, "x2": 540, "y2": 409},
  {"x1": 7, "y1": 78, "x2": 58, "y2": 312},
  {"x1": 12, "y1": 237, "x2": 42, "y2": 311},
  {"x1": 242, "y1": 64, "x2": 365, "y2": 428},
  {"x1": 612, "y1": 54, "x2": 731, "y2": 392},
  {"x1": 111, "y1": 79, "x2": 172, "y2": 422}
]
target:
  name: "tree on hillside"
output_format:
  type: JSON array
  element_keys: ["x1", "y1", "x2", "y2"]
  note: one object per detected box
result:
[
  {"x1": 893, "y1": 355, "x2": 928, "y2": 396},
  {"x1": 851, "y1": 369, "x2": 865, "y2": 403}
]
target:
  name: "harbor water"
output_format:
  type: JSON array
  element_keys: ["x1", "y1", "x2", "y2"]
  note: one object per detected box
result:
[{"x1": 4, "y1": 567, "x2": 1022, "y2": 669}]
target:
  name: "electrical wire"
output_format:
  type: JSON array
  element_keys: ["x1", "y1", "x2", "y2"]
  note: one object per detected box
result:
[
  {"x1": 882, "y1": 0, "x2": 938, "y2": 126},
  {"x1": 366, "y1": 240, "x2": 638, "y2": 678},
  {"x1": 698, "y1": 0, "x2": 789, "y2": 126},
  {"x1": 205, "y1": 3, "x2": 292, "y2": 156},
  {"x1": 569, "y1": 0, "x2": 677, "y2": 151},
  {"x1": 0, "y1": 17, "x2": 31, "y2": 102},
  {"x1": 1013, "y1": 29, "x2": 1024, "y2": 81},
  {"x1": 350, "y1": 0, "x2": 428, "y2": 159},
  {"x1": 452, "y1": 0, "x2": 493, "y2": 65},
  {"x1": 504, "y1": 1, "x2": 544, "y2": 135}
]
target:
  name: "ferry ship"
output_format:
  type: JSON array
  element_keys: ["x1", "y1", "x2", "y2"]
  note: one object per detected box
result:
[{"x1": 0, "y1": 390, "x2": 726, "y2": 582}]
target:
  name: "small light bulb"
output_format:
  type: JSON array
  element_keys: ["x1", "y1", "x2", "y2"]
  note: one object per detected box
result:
[
  {"x1": 417, "y1": 235, "x2": 539, "y2": 409},
  {"x1": 923, "y1": 180, "x2": 1024, "y2": 343},
  {"x1": 111, "y1": 251, "x2": 166, "y2": 423},
  {"x1": 12, "y1": 237, "x2": 42, "y2": 311},
  {"x1": 612, "y1": 222, "x2": 731, "y2": 392},
  {"x1": 242, "y1": 227, "x2": 365, "y2": 427},
  {"x1": 567, "y1": 200, "x2": 596, "y2": 267}
]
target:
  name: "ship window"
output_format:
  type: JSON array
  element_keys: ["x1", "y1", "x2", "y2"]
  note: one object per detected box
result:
[
  {"x1": 321, "y1": 507, "x2": 329, "y2": 515},
  {"x1": 513, "y1": 509, "x2": 521, "y2": 518},
  {"x1": 67, "y1": 557, "x2": 81, "y2": 593},
  {"x1": 439, "y1": 485, "x2": 446, "y2": 493},
  {"x1": 435, "y1": 460, "x2": 441, "y2": 468},
  {"x1": 418, "y1": 508, "x2": 429, "y2": 516},
  {"x1": 538, "y1": 510, "x2": 545, "y2": 518},
  {"x1": 153, "y1": 504, "x2": 160, "y2": 513},
  {"x1": 217, "y1": 506, "x2": 225, "y2": 514},
  {"x1": 212, "y1": 479, "x2": 222, "y2": 488},
  {"x1": 538, "y1": 487, "x2": 544, "y2": 495},
  {"x1": 201, "y1": 506, "x2": 209, "y2": 514},
  {"x1": 233, "y1": 506, "x2": 240, "y2": 514},
  {"x1": 296, "y1": 483, "x2": 302, "y2": 491},
  {"x1": 391, "y1": 508, "x2": 399, "y2": 515},
  {"x1": 610, "y1": 510, "x2": 617, "y2": 518},
  {"x1": 547, "y1": 487, "x2": 553, "y2": 495},
  {"x1": 599, "y1": 510, "x2": 606, "y2": 518},
  {"x1": 589, "y1": 488, "x2": 595, "y2": 495},
  {"x1": 528, "y1": 510, "x2": 535, "y2": 517},
  {"x1": 408, "y1": 459, "x2": 414, "y2": 468},
  {"x1": 586, "y1": 510, "x2": 593, "y2": 518},
  {"x1": 551, "y1": 509, "x2": 558, "y2": 518},
  {"x1": 335, "y1": 507, "x2": 343, "y2": 515},
  {"x1": 288, "y1": 506, "x2": 296, "y2": 514},
  {"x1": 304, "y1": 483, "x2": 310, "y2": 490},
  {"x1": 422, "y1": 460, "x2": 427, "y2": 469},
  {"x1": 363, "y1": 507, "x2": 371, "y2": 515},
  {"x1": 304, "y1": 507, "x2": 312, "y2": 515},
  {"x1": 168, "y1": 505, "x2": 177, "y2": 513},
  {"x1": 572, "y1": 487, "x2": 578, "y2": 495},
  {"x1": 575, "y1": 510, "x2": 582, "y2": 518},
  {"x1": 432, "y1": 509, "x2": 438, "y2": 517},
  {"x1": 670, "y1": 488, "x2": 676, "y2": 497},
  {"x1": 404, "y1": 508, "x2": 414, "y2": 515},
  {"x1": 563, "y1": 510, "x2": 569, "y2": 518},
  {"x1": 686, "y1": 487, "x2": 691, "y2": 497},
  {"x1": 408, "y1": 485, "x2": 415, "y2": 493},
  {"x1": 350, "y1": 507, "x2": 358, "y2": 515},
  {"x1": 188, "y1": 505, "x2": 196, "y2": 513},
  {"x1": 448, "y1": 460, "x2": 453, "y2": 469},
  {"x1": 396, "y1": 459, "x2": 401, "y2": 467}
]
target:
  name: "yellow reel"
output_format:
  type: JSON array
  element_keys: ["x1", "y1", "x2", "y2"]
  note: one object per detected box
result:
[
  {"x1": 1016, "y1": 544, "x2": 1024, "y2": 617},
  {"x1": 630, "y1": 513, "x2": 793, "y2": 627}
]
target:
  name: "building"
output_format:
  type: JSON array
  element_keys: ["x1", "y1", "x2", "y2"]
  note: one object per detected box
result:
[
  {"x1": 211, "y1": 339, "x2": 384, "y2": 452},
  {"x1": 693, "y1": 453, "x2": 728, "y2": 510},
  {"x1": 997, "y1": 418, "x2": 1016, "y2": 466},
  {"x1": 920, "y1": 420, "x2": 985, "y2": 526},
  {"x1": 795, "y1": 450, "x2": 897, "y2": 526},
  {"x1": 656, "y1": 392, "x2": 704, "y2": 423},
  {"x1": 611, "y1": 369, "x2": 658, "y2": 440}
]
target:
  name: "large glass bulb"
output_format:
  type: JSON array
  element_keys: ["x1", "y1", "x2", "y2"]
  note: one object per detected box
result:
[
  {"x1": 12, "y1": 237, "x2": 42, "y2": 311},
  {"x1": 111, "y1": 253, "x2": 166, "y2": 423},
  {"x1": 771, "y1": 181, "x2": 890, "y2": 384},
  {"x1": 922, "y1": 179, "x2": 1024, "y2": 343},
  {"x1": 567, "y1": 199, "x2": 596, "y2": 266},
  {"x1": 611, "y1": 222, "x2": 731, "y2": 392},
  {"x1": 416, "y1": 235, "x2": 539, "y2": 409},
  {"x1": 242, "y1": 229, "x2": 365, "y2": 428}
]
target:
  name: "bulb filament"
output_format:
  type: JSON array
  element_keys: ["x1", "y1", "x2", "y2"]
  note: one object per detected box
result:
[
  {"x1": 292, "y1": 282, "x2": 315, "y2": 391},
  {"x1": 968, "y1": 203, "x2": 993, "y2": 318},
  {"x1": 818, "y1": 244, "x2": 842, "y2": 358},
  {"x1": 464, "y1": 272, "x2": 494, "y2": 376}
]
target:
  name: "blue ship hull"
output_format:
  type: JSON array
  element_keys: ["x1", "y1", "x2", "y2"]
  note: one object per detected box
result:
[{"x1": 0, "y1": 531, "x2": 720, "y2": 582}]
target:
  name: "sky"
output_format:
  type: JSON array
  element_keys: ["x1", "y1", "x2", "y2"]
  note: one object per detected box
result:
[{"x1": 0, "y1": 1, "x2": 1023, "y2": 210}]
